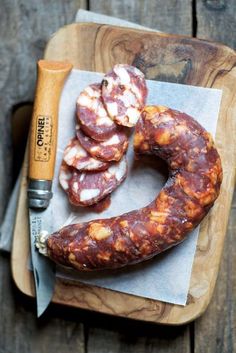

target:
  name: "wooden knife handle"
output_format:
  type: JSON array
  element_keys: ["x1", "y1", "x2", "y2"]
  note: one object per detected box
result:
[{"x1": 28, "y1": 60, "x2": 72, "y2": 181}]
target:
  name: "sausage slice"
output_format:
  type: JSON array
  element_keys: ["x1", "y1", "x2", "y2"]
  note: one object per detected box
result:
[
  {"x1": 59, "y1": 157, "x2": 128, "y2": 207},
  {"x1": 102, "y1": 64, "x2": 147, "y2": 127},
  {"x1": 76, "y1": 83, "x2": 117, "y2": 141},
  {"x1": 63, "y1": 137, "x2": 109, "y2": 171},
  {"x1": 76, "y1": 125, "x2": 129, "y2": 162}
]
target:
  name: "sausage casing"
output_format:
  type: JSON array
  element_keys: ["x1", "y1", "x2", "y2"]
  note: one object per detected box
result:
[{"x1": 46, "y1": 106, "x2": 222, "y2": 271}]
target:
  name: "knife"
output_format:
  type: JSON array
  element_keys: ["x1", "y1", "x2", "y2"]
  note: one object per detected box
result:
[{"x1": 27, "y1": 60, "x2": 73, "y2": 316}]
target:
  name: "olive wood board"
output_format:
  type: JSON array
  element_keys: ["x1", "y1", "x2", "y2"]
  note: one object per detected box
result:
[{"x1": 12, "y1": 23, "x2": 236, "y2": 325}]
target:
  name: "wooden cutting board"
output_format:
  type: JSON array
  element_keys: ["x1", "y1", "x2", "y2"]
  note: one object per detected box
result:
[{"x1": 12, "y1": 23, "x2": 236, "y2": 325}]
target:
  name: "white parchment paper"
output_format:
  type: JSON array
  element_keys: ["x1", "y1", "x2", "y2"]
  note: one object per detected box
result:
[{"x1": 52, "y1": 69, "x2": 222, "y2": 305}]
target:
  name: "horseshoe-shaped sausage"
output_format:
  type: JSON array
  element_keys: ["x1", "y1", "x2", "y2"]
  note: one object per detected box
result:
[{"x1": 45, "y1": 106, "x2": 222, "y2": 271}]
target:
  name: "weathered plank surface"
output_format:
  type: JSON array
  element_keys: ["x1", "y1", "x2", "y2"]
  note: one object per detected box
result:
[
  {"x1": 81, "y1": 1, "x2": 192, "y2": 352},
  {"x1": 89, "y1": 0, "x2": 192, "y2": 35},
  {"x1": 0, "y1": 1, "x2": 86, "y2": 353},
  {"x1": 196, "y1": 0, "x2": 236, "y2": 49},
  {"x1": 86, "y1": 323, "x2": 191, "y2": 353},
  {"x1": 194, "y1": 1, "x2": 236, "y2": 352},
  {"x1": 194, "y1": 197, "x2": 236, "y2": 353},
  {"x1": 15, "y1": 21, "x2": 236, "y2": 326},
  {"x1": 0, "y1": 0, "x2": 85, "y2": 222},
  {"x1": 83, "y1": 3, "x2": 235, "y2": 352},
  {"x1": 0, "y1": 1, "x2": 235, "y2": 353},
  {"x1": 80, "y1": 3, "x2": 235, "y2": 352}
]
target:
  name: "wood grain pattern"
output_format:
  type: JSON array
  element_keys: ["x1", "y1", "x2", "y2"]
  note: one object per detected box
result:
[
  {"x1": 196, "y1": 0, "x2": 236, "y2": 49},
  {"x1": 89, "y1": 0, "x2": 192, "y2": 35},
  {"x1": 0, "y1": 3, "x2": 235, "y2": 353},
  {"x1": 0, "y1": 0, "x2": 86, "y2": 222},
  {"x1": 86, "y1": 324, "x2": 191, "y2": 353},
  {"x1": 194, "y1": 200, "x2": 236, "y2": 353},
  {"x1": 80, "y1": 5, "x2": 192, "y2": 351},
  {"x1": 0, "y1": 2, "x2": 87, "y2": 353},
  {"x1": 12, "y1": 104, "x2": 32, "y2": 177},
  {"x1": 12, "y1": 23, "x2": 236, "y2": 325}
]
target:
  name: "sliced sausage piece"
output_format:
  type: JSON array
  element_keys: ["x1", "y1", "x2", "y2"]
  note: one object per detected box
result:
[
  {"x1": 47, "y1": 106, "x2": 222, "y2": 271},
  {"x1": 63, "y1": 137, "x2": 109, "y2": 171},
  {"x1": 60, "y1": 168, "x2": 112, "y2": 211},
  {"x1": 58, "y1": 161, "x2": 73, "y2": 192},
  {"x1": 59, "y1": 157, "x2": 128, "y2": 207},
  {"x1": 76, "y1": 125, "x2": 129, "y2": 162},
  {"x1": 88, "y1": 195, "x2": 111, "y2": 213},
  {"x1": 76, "y1": 83, "x2": 117, "y2": 141},
  {"x1": 102, "y1": 64, "x2": 148, "y2": 127}
]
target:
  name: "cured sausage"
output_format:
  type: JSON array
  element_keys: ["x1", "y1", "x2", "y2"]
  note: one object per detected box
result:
[
  {"x1": 46, "y1": 106, "x2": 222, "y2": 271},
  {"x1": 88, "y1": 195, "x2": 111, "y2": 213},
  {"x1": 59, "y1": 161, "x2": 73, "y2": 193},
  {"x1": 59, "y1": 163, "x2": 111, "y2": 212},
  {"x1": 76, "y1": 83, "x2": 117, "y2": 141},
  {"x1": 60, "y1": 159, "x2": 111, "y2": 211},
  {"x1": 63, "y1": 137, "x2": 109, "y2": 171},
  {"x1": 102, "y1": 64, "x2": 148, "y2": 127},
  {"x1": 59, "y1": 157, "x2": 128, "y2": 207},
  {"x1": 76, "y1": 125, "x2": 129, "y2": 162}
]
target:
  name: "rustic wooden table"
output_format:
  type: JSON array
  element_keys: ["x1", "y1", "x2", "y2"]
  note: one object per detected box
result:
[{"x1": 0, "y1": 1, "x2": 235, "y2": 352}]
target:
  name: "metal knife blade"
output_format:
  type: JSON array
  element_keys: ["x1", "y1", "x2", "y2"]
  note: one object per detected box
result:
[{"x1": 29, "y1": 205, "x2": 55, "y2": 317}]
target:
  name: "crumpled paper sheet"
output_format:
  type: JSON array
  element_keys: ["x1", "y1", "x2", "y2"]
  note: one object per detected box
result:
[{"x1": 52, "y1": 69, "x2": 222, "y2": 305}]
